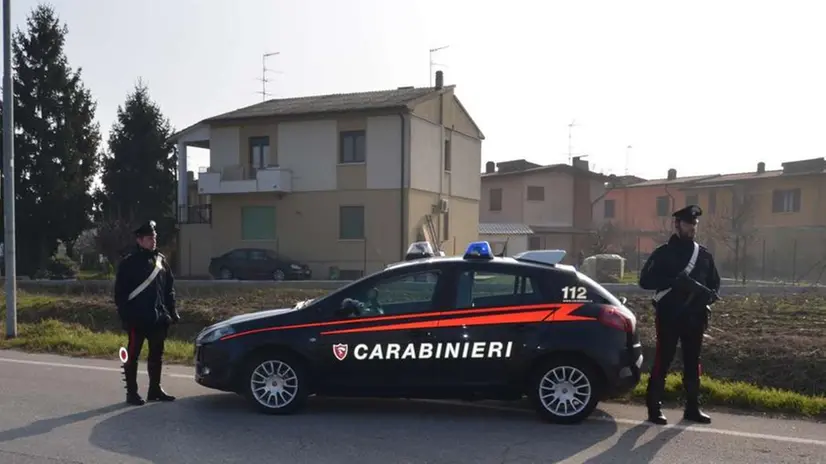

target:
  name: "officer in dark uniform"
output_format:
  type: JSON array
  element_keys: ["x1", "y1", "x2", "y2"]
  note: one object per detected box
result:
[
  {"x1": 114, "y1": 220, "x2": 180, "y2": 406},
  {"x1": 638, "y1": 204, "x2": 721, "y2": 425}
]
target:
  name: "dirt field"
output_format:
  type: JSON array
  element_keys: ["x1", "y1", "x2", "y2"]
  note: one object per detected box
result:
[{"x1": 7, "y1": 287, "x2": 826, "y2": 397}]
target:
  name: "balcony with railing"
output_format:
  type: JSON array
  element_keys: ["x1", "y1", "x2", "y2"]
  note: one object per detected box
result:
[
  {"x1": 197, "y1": 164, "x2": 293, "y2": 195},
  {"x1": 178, "y1": 204, "x2": 212, "y2": 224}
]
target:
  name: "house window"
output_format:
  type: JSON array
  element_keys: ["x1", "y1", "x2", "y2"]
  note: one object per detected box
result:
[
  {"x1": 656, "y1": 196, "x2": 671, "y2": 216},
  {"x1": 489, "y1": 188, "x2": 502, "y2": 211},
  {"x1": 772, "y1": 188, "x2": 801, "y2": 213},
  {"x1": 685, "y1": 194, "x2": 698, "y2": 206},
  {"x1": 340, "y1": 130, "x2": 366, "y2": 163},
  {"x1": 604, "y1": 199, "x2": 615, "y2": 219},
  {"x1": 241, "y1": 206, "x2": 276, "y2": 240},
  {"x1": 442, "y1": 211, "x2": 449, "y2": 240},
  {"x1": 708, "y1": 190, "x2": 717, "y2": 214},
  {"x1": 249, "y1": 136, "x2": 270, "y2": 171},
  {"x1": 528, "y1": 236, "x2": 542, "y2": 250},
  {"x1": 526, "y1": 186, "x2": 544, "y2": 201},
  {"x1": 444, "y1": 140, "x2": 451, "y2": 171},
  {"x1": 339, "y1": 205, "x2": 365, "y2": 239}
]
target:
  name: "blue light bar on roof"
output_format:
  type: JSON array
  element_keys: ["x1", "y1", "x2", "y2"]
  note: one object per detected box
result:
[{"x1": 463, "y1": 241, "x2": 495, "y2": 260}]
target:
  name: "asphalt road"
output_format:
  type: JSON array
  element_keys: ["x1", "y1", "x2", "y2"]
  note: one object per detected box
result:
[{"x1": 0, "y1": 350, "x2": 824, "y2": 464}]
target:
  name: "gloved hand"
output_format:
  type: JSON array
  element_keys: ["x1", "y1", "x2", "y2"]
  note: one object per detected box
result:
[{"x1": 171, "y1": 311, "x2": 181, "y2": 323}]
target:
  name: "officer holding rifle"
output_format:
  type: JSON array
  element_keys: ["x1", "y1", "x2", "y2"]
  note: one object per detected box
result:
[{"x1": 638, "y1": 204, "x2": 721, "y2": 425}]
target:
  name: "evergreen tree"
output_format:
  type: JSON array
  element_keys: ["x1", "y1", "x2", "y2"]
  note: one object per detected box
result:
[
  {"x1": 99, "y1": 80, "x2": 176, "y2": 223},
  {"x1": 0, "y1": 4, "x2": 101, "y2": 276}
]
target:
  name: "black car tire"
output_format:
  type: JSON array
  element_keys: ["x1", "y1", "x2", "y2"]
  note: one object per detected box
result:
[
  {"x1": 241, "y1": 351, "x2": 309, "y2": 415},
  {"x1": 219, "y1": 267, "x2": 233, "y2": 280},
  {"x1": 529, "y1": 355, "x2": 602, "y2": 425}
]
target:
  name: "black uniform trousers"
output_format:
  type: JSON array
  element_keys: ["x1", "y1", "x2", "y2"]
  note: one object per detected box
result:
[
  {"x1": 122, "y1": 322, "x2": 169, "y2": 394},
  {"x1": 646, "y1": 307, "x2": 706, "y2": 409}
]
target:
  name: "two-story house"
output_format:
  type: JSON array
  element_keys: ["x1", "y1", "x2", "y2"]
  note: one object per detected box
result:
[
  {"x1": 605, "y1": 157, "x2": 826, "y2": 280},
  {"x1": 170, "y1": 71, "x2": 484, "y2": 278},
  {"x1": 478, "y1": 157, "x2": 611, "y2": 262}
]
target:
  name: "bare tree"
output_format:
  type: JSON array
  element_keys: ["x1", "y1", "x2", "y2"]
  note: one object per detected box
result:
[
  {"x1": 703, "y1": 191, "x2": 758, "y2": 282},
  {"x1": 589, "y1": 221, "x2": 622, "y2": 255},
  {"x1": 94, "y1": 219, "x2": 135, "y2": 268}
]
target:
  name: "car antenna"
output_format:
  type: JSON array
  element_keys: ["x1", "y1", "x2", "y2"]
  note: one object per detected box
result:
[{"x1": 496, "y1": 237, "x2": 510, "y2": 257}]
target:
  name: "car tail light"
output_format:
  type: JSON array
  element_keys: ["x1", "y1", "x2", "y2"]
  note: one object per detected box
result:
[{"x1": 598, "y1": 306, "x2": 632, "y2": 333}]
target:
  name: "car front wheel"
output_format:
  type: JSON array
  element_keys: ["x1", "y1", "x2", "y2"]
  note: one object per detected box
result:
[
  {"x1": 242, "y1": 352, "x2": 309, "y2": 415},
  {"x1": 529, "y1": 356, "x2": 601, "y2": 425}
]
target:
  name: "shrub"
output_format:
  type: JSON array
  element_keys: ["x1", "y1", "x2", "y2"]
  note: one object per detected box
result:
[{"x1": 46, "y1": 255, "x2": 80, "y2": 280}]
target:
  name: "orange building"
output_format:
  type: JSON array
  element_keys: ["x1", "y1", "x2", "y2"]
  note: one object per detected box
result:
[{"x1": 602, "y1": 158, "x2": 826, "y2": 280}]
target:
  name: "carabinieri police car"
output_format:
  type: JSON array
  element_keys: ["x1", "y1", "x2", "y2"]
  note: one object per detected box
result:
[{"x1": 194, "y1": 241, "x2": 643, "y2": 424}]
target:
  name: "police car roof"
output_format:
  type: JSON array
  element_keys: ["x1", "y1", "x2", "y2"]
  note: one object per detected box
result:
[{"x1": 384, "y1": 254, "x2": 577, "y2": 274}]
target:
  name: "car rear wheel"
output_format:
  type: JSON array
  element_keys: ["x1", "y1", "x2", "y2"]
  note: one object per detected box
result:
[
  {"x1": 219, "y1": 267, "x2": 233, "y2": 279},
  {"x1": 242, "y1": 352, "x2": 309, "y2": 415},
  {"x1": 529, "y1": 356, "x2": 601, "y2": 425},
  {"x1": 272, "y1": 269, "x2": 285, "y2": 281}
]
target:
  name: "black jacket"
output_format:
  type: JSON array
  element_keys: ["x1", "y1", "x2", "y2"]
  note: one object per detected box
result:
[
  {"x1": 639, "y1": 234, "x2": 721, "y2": 315},
  {"x1": 114, "y1": 245, "x2": 178, "y2": 330}
]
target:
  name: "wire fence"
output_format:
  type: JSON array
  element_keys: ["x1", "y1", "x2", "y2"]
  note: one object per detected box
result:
[{"x1": 612, "y1": 227, "x2": 826, "y2": 285}]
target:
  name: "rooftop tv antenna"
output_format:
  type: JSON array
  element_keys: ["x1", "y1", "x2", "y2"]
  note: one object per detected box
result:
[
  {"x1": 257, "y1": 52, "x2": 282, "y2": 101},
  {"x1": 625, "y1": 145, "x2": 632, "y2": 175},
  {"x1": 429, "y1": 45, "x2": 449, "y2": 86},
  {"x1": 567, "y1": 120, "x2": 579, "y2": 164}
]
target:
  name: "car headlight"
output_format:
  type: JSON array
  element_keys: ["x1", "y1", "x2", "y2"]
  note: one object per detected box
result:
[
  {"x1": 196, "y1": 325, "x2": 236, "y2": 344},
  {"x1": 290, "y1": 264, "x2": 302, "y2": 270}
]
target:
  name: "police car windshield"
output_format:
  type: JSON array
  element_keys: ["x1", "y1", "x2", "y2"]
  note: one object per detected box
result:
[{"x1": 576, "y1": 271, "x2": 624, "y2": 306}]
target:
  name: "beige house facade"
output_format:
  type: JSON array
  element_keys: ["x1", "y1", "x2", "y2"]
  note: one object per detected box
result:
[
  {"x1": 171, "y1": 73, "x2": 484, "y2": 279},
  {"x1": 479, "y1": 158, "x2": 611, "y2": 264}
]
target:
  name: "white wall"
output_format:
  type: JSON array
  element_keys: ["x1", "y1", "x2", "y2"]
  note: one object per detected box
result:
[
  {"x1": 277, "y1": 120, "x2": 338, "y2": 191},
  {"x1": 366, "y1": 115, "x2": 403, "y2": 189},
  {"x1": 521, "y1": 172, "x2": 574, "y2": 227},
  {"x1": 209, "y1": 126, "x2": 240, "y2": 171},
  {"x1": 409, "y1": 117, "x2": 442, "y2": 193},
  {"x1": 447, "y1": 132, "x2": 481, "y2": 201}
]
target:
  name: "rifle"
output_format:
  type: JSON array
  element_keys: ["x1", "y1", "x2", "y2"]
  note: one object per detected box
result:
[{"x1": 674, "y1": 272, "x2": 720, "y2": 330}]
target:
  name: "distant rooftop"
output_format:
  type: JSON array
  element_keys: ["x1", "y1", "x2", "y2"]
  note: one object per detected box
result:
[
  {"x1": 613, "y1": 157, "x2": 826, "y2": 188},
  {"x1": 481, "y1": 157, "x2": 612, "y2": 181}
]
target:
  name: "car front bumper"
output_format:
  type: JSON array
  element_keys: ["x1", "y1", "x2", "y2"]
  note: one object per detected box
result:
[{"x1": 194, "y1": 341, "x2": 239, "y2": 393}]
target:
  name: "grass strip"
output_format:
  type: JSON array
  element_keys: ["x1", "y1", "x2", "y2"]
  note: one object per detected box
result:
[{"x1": 1, "y1": 319, "x2": 824, "y2": 419}]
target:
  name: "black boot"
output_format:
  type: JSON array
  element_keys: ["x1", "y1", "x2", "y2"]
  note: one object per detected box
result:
[
  {"x1": 645, "y1": 378, "x2": 667, "y2": 425},
  {"x1": 683, "y1": 398, "x2": 711, "y2": 424},
  {"x1": 683, "y1": 380, "x2": 711, "y2": 424},
  {"x1": 147, "y1": 361, "x2": 175, "y2": 402},
  {"x1": 647, "y1": 401, "x2": 668, "y2": 425},
  {"x1": 123, "y1": 363, "x2": 145, "y2": 406}
]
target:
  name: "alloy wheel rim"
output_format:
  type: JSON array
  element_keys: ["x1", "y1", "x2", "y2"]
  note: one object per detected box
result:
[
  {"x1": 538, "y1": 365, "x2": 592, "y2": 417},
  {"x1": 250, "y1": 360, "x2": 299, "y2": 408}
]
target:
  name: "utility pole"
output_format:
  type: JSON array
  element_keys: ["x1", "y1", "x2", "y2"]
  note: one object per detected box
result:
[
  {"x1": 429, "y1": 45, "x2": 449, "y2": 86},
  {"x1": 257, "y1": 52, "x2": 280, "y2": 101},
  {"x1": 3, "y1": 0, "x2": 17, "y2": 338}
]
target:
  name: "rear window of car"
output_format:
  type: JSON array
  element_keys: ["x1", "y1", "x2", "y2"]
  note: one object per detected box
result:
[{"x1": 576, "y1": 272, "x2": 623, "y2": 306}]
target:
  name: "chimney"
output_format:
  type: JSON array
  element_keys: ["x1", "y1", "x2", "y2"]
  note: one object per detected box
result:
[
  {"x1": 435, "y1": 70, "x2": 444, "y2": 89},
  {"x1": 485, "y1": 161, "x2": 495, "y2": 173},
  {"x1": 757, "y1": 162, "x2": 765, "y2": 174},
  {"x1": 667, "y1": 168, "x2": 677, "y2": 180},
  {"x1": 572, "y1": 156, "x2": 589, "y2": 171}
]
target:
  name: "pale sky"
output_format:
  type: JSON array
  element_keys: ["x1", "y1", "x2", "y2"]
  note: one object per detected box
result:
[{"x1": 4, "y1": 0, "x2": 826, "y2": 181}]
